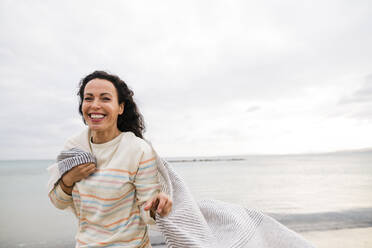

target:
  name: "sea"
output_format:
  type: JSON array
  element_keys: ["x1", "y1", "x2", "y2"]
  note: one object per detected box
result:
[{"x1": 1, "y1": 152, "x2": 371, "y2": 247}]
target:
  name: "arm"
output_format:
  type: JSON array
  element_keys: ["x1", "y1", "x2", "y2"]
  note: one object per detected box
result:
[
  {"x1": 49, "y1": 163, "x2": 96, "y2": 210},
  {"x1": 133, "y1": 143, "x2": 161, "y2": 224},
  {"x1": 49, "y1": 183, "x2": 74, "y2": 210}
]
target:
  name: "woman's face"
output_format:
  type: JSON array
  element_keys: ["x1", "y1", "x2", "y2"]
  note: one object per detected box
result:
[{"x1": 82, "y1": 78, "x2": 124, "y2": 133}]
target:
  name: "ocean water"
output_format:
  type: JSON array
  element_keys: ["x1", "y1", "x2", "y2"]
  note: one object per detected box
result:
[{"x1": 0, "y1": 152, "x2": 371, "y2": 247}]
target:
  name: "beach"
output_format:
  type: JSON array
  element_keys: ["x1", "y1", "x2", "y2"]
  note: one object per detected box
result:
[
  {"x1": 1, "y1": 152, "x2": 371, "y2": 247},
  {"x1": 302, "y1": 227, "x2": 372, "y2": 248},
  {"x1": 150, "y1": 227, "x2": 372, "y2": 247}
]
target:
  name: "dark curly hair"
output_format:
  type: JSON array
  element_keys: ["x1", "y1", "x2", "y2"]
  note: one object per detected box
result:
[{"x1": 77, "y1": 71, "x2": 145, "y2": 139}]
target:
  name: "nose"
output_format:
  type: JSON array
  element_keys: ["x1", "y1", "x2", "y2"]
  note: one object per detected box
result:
[{"x1": 91, "y1": 99, "x2": 101, "y2": 109}]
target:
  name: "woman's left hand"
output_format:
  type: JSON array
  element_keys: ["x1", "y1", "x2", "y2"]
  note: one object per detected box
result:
[{"x1": 144, "y1": 192, "x2": 172, "y2": 217}]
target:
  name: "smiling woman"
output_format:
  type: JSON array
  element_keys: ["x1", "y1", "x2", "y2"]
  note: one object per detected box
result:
[
  {"x1": 47, "y1": 71, "x2": 172, "y2": 248},
  {"x1": 81, "y1": 79, "x2": 124, "y2": 143},
  {"x1": 77, "y1": 71, "x2": 145, "y2": 140}
]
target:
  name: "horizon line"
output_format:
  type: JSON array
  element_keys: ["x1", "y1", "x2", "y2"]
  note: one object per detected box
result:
[{"x1": 1, "y1": 147, "x2": 371, "y2": 161}]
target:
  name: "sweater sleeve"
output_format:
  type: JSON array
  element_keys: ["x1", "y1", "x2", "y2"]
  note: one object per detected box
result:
[
  {"x1": 133, "y1": 142, "x2": 161, "y2": 224},
  {"x1": 48, "y1": 183, "x2": 74, "y2": 210}
]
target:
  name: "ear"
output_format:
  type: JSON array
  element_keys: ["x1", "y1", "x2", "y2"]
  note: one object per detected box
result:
[{"x1": 119, "y1": 102, "x2": 125, "y2": 115}]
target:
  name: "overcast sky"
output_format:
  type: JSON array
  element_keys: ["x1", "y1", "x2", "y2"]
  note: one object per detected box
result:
[{"x1": 1, "y1": 0, "x2": 371, "y2": 159}]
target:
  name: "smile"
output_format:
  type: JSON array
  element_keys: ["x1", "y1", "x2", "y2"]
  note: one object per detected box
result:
[{"x1": 88, "y1": 113, "x2": 106, "y2": 121}]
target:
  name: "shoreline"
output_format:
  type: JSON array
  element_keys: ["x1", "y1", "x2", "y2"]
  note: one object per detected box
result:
[
  {"x1": 268, "y1": 207, "x2": 372, "y2": 232},
  {"x1": 301, "y1": 227, "x2": 372, "y2": 248},
  {"x1": 6, "y1": 226, "x2": 372, "y2": 248}
]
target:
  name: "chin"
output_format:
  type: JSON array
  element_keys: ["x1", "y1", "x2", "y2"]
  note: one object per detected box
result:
[{"x1": 87, "y1": 124, "x2": 105, "y2": 131}]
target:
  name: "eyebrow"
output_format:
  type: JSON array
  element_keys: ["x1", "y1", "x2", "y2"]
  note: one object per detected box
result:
[{"x1": 84, "y1": 93, "x2": 113, "y2": 97}]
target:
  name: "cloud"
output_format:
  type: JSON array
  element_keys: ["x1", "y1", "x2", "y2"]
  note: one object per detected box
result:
[
  {"x1": 339, "y1": 74, "x2": 372, "y2": 104},
  {"x1": 333, "y1": 74, "x2": 372, "y2": 121},
  {"x1": 246, "y1": 106, "x2": 261, "y2": 113},
  {"x1": 1, "y1": 0, "x2": 372, "y2": 158}
]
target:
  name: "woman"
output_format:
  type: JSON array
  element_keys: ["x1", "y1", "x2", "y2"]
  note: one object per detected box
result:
[{"x1": 48, "y1": 71, "x2": 172, "y2": 248}]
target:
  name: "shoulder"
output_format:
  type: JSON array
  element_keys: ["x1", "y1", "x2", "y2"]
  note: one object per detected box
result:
[
  {"x1": 123, "y1": 132, "x2": 153, "y2": 155},
  {"x1": 63, "y1": 128, "x2": 90, "y2": 151},
  {"x1": 120, "y1": 132, "x2": 156, "y2": 166}
]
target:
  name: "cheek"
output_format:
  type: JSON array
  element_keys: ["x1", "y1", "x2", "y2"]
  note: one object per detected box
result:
[
  {"x1": 107, "y1": 104, "x2": 121, "y2": 116},
  {"x1": 81, "y1": 103, "x2": 89, "y2": 115},
  {"x1": 82, "y1": 102, "x2": 88, "y2": 110}
]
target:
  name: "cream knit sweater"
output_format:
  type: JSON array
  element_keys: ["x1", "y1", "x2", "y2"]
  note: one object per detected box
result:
[{"x1": 48, "y1": 129, "x2": 160, "y2": 248}]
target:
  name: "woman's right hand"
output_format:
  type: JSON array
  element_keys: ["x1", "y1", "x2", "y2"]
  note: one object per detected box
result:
[{"x1": 60, "y1": 163, "x2": 97, "y2": 194}]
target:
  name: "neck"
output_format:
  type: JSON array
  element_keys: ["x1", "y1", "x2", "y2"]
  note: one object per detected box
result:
[{"x1": 90, "y1": 128, "x2": 121, "y2": 144}]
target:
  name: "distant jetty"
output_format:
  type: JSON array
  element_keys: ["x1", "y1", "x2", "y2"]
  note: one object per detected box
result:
[{"x1": 166, "y1": 157, "x2": 245, "y2": 163}]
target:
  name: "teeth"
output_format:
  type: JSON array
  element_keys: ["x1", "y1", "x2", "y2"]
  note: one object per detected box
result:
[{"x1": 91, "y1": 114, "x2": 104, "y2": 119}]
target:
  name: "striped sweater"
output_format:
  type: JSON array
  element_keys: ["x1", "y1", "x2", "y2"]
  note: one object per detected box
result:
[{"x1": 49, "y1": 131, "x2": 160, "y2": 248}]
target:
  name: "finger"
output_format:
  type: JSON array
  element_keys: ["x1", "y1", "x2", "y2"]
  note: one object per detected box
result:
[
  {"x1": 157, "y1": 198, "x2": 167, "y2": 214},
  {"x1": 80, "y1": 163, "x2": 95, "y2": 173},
  {"x1": 85, "y1": 167, "x2": 96, "y2": 177},
  {"x1": 163, "y1": 200, "x2": 172, "y2": 215},
  {"x1": 88, "y1": 163, "x2": 96, "y2": 171},
  {"x1": 144, "y1": 198, "x2": 154, "y2": 211},
  {"x1": 87, "y1": 166, "x2": 97, "y2": 175},
  {"x1": 79, "y1": 167, "x2": 89, "y2": 175},
  {"x1": 80, "y1": 165, "x2": 96, "y2": 178},
  {"x1": 83, "y1": 163, "x2": 95, "y2": 169},
  {"x1": 75, "y1": 165, "x2": 86, "y2": 173},
  {"x1": 86, "y1": 163, "x2": 96, "y2": 169},
  {"x1": 78, "y1": 163, "x2": 89, "y2": 169}
]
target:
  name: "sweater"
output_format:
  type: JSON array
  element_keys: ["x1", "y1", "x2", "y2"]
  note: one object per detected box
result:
[{"x1": 48, "y1": 130, "x2": 160, "y2": 248}]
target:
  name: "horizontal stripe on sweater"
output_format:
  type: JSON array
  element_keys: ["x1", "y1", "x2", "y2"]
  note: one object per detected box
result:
[
  {"x1": 77, "y1": 235, "x2": 144, "y2": 246},
  {"x1": 132, "y1": 174, "x2": 158, "y2": 181},
  {"x1": 90, "y1": 174, "x2": 132, "y2": 180},
  {"x1": 78, "y1": 204, "x2": 134, "y2": 218},
  {"x1": 136, "y1": 168, "x2": 157, "y2": 177},
  {"x1": 75, "y1": 197, "x2": 134, "y2": 215},
  {"x1": 72, "y1": 190, "x2": 133, "y2": 201},
  {"x1": 73, "y1": 191, "x2": 134, "y2": 208},
  {"x1": 136, "y1": 185, "x2": 161, "y2": 192},
  {"x1": 139, "y1": 157, "x2": 156, "y2": 165},
  {"x1": 80, "y1": 215, "x2": 143, "y2": 232},
  {"x1": 81, "y1": 224, "x2": 147, "y2": 245},
  {"x1": 96, "y1": 168, "x2": 136, "y2": 176},
  {"x1": 81, "y1": 182, "x2": 124, "y2": 190},
  {"x1": 138, "y1": 162, "x2": 156, "y2": 170}
]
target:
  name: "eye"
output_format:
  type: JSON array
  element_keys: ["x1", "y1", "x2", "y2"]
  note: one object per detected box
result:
[
  {"x1": 84, "y1": 97, "x2": 93, "y2": 101},
  {"x1": 103, "y1": 97, "x2": 111, "y2": 101}
]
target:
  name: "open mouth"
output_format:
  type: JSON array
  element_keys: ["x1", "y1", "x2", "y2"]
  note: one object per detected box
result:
[{"x1": 88, "y1": 113, "x2": 106, "y2": 121}]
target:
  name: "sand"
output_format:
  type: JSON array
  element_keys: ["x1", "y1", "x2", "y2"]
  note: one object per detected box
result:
[
  {"x1": 152, "y1": 227, "x2": 372, "y2": 247},
  {"x1": 302, "y1": 227, "x2": 372, "y2": 248}
]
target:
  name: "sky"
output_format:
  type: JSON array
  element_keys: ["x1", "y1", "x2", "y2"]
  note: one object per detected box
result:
[{"x1": 1, "y1": 0, "x2": 372, "y2": 159}]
